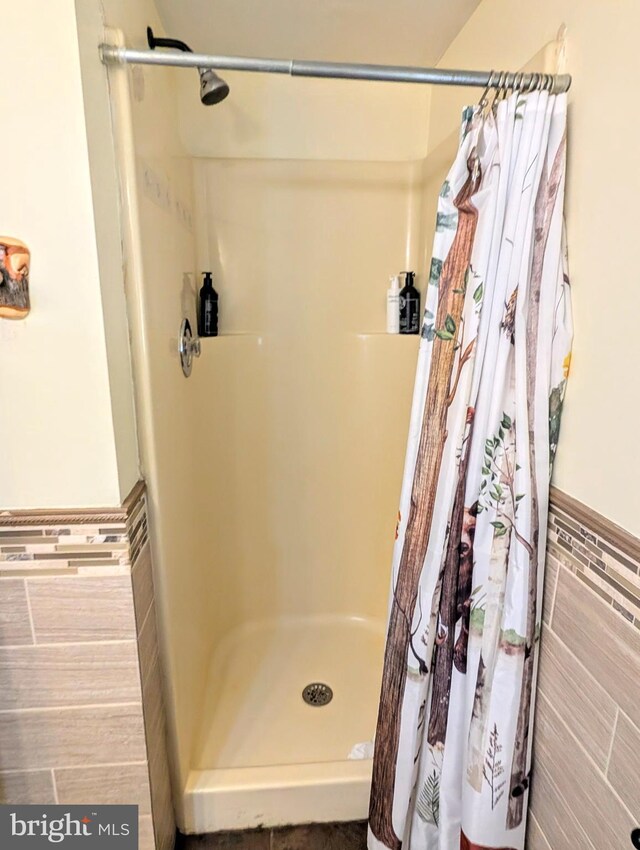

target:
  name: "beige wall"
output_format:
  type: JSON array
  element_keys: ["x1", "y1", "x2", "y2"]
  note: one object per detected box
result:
[
  {"x1": 429, "y1": 0, "x2": 640, "y2": 535},
  {"x1": 76, "y1": 3, "x2": 140, "y2": 503},
  {"x1": 0, "y1": 0, "x2": 138, "y2": 509}
]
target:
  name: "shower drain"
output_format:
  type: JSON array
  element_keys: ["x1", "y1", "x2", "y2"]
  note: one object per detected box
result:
[{"x1": 302, "y1": 682, "x2": 333, "y2": 706}]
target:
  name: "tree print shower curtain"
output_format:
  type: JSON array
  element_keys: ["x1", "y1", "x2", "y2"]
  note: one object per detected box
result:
[{"x1": 368, "y1": 91, "x2": 572, "y2": 850}]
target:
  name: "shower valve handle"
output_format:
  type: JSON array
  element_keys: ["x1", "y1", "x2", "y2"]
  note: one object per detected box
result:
[{"x1": 178, "y1": 317, "x2": 201, "y2": 378}]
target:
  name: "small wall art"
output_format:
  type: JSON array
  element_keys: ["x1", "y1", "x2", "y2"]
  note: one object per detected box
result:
[{"x1": 0, "y1": 237, "x2": 30, "y2": 319}]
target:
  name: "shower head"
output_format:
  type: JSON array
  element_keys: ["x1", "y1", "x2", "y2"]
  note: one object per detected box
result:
[
  {"x1": 199, "y1": 68, "x2": 230, "y2": 105},
  {"x1": 146, "y1": 26, "x2": 230, "y2": 106}
]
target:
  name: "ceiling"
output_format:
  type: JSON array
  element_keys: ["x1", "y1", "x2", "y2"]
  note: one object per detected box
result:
[{"x1": 155, "y1": 0, "x2": 482, "y2": 67}]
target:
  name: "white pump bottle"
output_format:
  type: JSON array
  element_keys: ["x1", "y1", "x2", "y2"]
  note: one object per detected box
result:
[{"x1": 386, "y1": 275, "x2": 400, "y2": 334}]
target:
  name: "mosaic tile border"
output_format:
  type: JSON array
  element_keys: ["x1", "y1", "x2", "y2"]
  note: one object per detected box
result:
[
  {"x1": 0, "y1": 481, "x2": 149, "y2": 575},
  {"x1": 548, "y1": 486, "x2": 640, "y2": 629}
]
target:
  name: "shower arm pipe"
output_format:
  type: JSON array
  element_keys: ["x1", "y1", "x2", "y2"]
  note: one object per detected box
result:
[{"x1": 99, "y1": 44, "x2": 571, "y2": 94}]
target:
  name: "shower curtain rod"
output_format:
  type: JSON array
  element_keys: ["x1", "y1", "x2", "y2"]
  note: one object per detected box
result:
[{"x1": 99, "y1": 44, "x2": 572, "y2": 94}]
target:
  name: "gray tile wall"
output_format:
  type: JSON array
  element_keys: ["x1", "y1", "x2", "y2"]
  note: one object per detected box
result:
[
  {"x1": 527, "y1": 496, "x2": 640, "y2": 850},
  {"x1": 0, "y1": 486, "x2": 174, "y2": 850},
  {"x1": 133, "y1": 539, "x2": 175, "y2": 850}
]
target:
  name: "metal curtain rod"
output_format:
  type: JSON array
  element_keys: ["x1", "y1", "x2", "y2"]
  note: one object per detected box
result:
[{"x1": 99, "y1": 44, "x2": 572, "y2": 94}]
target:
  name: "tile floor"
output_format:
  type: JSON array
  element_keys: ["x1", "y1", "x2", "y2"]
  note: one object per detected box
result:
[{"x1": 176, "y1": 821, "x2": 367, "y2": 850}]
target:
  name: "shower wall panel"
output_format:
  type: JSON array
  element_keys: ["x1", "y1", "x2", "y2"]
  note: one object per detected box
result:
[
  {"x1": 93, "y1": 0, "x2": 223, "y2": 817},
  {"x1": 192, "y1": 158, "x2": 425, "y2": 629}
]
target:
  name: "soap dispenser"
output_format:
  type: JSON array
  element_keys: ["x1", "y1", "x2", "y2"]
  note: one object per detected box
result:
[
  {"x1": 198, "y1": 272, "x2": 218, "y2": 337},
  {"x1": 386, "y1": 275, "x2": 400, "y2": 334},
  {"x1": 399, "y1": 271, "x2": 420, "y2": 335}
]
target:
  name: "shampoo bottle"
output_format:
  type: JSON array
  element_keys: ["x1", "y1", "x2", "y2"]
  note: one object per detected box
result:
[
  {"x1": 198, "y1": 272, "x2": 218, "y2": 337},
  {"x1": 399, "y1": 271, "x2": 420, "y2": 335},
  {"x1": 386, "y1": 275, "x2": 400, "y2": 334}
]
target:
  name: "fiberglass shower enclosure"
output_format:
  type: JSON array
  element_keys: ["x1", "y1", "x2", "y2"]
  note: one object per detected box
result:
[
  {"x1": 72, "y1": 0, "x2": 573, "y2": 835},
  {"x1": 92, "y1": 4, "x2": 465, "y2": 836}
]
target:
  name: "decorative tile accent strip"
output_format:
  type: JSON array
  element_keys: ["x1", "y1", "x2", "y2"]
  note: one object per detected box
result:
[
  {"x1": 548, "y1": 486, "x2": 640, "y2": 628},
  {"x1": 0, "y1": 481, "x2": 148, "y2": 575}
]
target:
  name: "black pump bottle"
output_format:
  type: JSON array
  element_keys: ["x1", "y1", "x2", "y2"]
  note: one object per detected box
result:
[
  {"x1": 399, "y1": 271, "x2": 420, "y2": 335},
  {"x1": 198, "y1": 272, "x2": 218, "y2": 337}
]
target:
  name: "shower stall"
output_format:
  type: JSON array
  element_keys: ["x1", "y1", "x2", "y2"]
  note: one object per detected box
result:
[
  {"x1": 89, "y1": 16, "x2": 427, "y2": 836},
  {"x1": 179, "y1": 160, "x2": 427, "y2": 833},
  {"x1": 76, "y1": 0, "x2": 567, "y2": 836}
]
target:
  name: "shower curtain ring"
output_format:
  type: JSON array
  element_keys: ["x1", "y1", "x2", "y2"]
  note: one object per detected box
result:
[
  {"x1": 479, "y1": 70, "x2": 495, "y2": 108},
  {"x1": 526, "y1": 73, "x2": 538, "y2": 94},
  {"x1": 500, "y1": 70, "x2": 510, "y2": 100},
  {"x1": 492, "y1": 70, "x2": 506, "y2": 106},
  {"x1": 513, "y1": 72, "x2": 524, "y2": 93},
  {"x1": 489, "y1": 71, "x2": 501, "y2": 107}
]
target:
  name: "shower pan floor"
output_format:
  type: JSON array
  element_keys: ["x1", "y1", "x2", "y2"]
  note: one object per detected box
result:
[{"x1": 184, "y1": 615, "x2": 385, "y2": 833}]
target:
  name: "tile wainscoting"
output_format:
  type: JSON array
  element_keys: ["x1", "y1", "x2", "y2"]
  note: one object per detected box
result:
[
  {"x1": 528, "y1": 487, "x2": 640, "y2": 850},
  {"x1": 0, "y1": 482, "x2": 174, "y2": 850},
  {"x1": 2, "y1": 482, "x2": 639, "y2": 850}
]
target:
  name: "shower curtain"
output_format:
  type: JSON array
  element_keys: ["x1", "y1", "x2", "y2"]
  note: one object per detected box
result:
[{"x1": 368, "y1": 91, "x2": 572, "y2": 850}]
